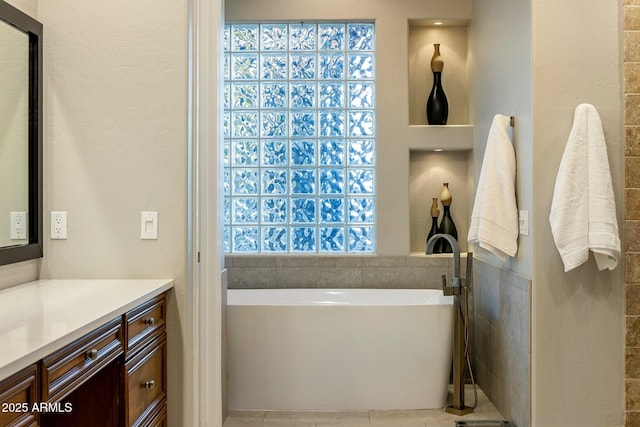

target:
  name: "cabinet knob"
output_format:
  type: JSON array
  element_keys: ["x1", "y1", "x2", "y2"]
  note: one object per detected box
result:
[
  {"x1": 86, "y1": 349, "x2": 98, "y2": 361},
  {"x1": 143, "y1": 380, "x2": 156, "y2": 389},
  {"x1": 143, "y1": 317, "x2": 155, "y2": 326}
]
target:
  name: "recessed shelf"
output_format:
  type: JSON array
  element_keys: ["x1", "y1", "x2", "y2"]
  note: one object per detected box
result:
[
  {"x1": 408, "y1": 22, "x2": 469, "y2": 126},
  {"x1": 407, "y1": 124, "x2": 473, "y2": 151}
]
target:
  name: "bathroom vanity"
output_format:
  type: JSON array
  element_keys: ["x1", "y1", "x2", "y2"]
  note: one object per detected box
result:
[{"x1": 0, "y1": 279, "x2": 173, "y2": 427}]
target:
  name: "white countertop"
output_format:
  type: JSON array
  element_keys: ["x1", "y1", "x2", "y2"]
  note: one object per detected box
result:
[{"x1": 0, "y1": 279, "x2": 174, "y2": 382}]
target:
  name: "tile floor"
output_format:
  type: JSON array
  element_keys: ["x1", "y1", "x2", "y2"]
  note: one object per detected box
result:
[{"x1": 223, "y1": 386, "x2": 505, "y2": 427}]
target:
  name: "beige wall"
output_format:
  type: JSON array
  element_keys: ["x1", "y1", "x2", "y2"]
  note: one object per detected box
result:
[
  {"x1": 472, "y1": 0, "x2": 625, "y2": 425},
  {"x1": 35, "y1": 1, "x2": 188, "y2": 425},
  {"x1": 468, "y1": 0, "x2": 533, "y2": 278},
  {"x1": 532, "y1": 0, "x2": 625, "y2": 426}
]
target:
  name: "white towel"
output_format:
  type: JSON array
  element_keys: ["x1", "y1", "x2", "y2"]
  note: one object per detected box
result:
[
  {"x1": 468, "y1": 114, "x2": 518, "y2": 261},
  {"x1": 549, "y1": 103, "x2": 620, "y2": 272}
]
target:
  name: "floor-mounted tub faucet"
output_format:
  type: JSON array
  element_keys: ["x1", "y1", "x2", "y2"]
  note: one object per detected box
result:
[{"x1": 425, "y1": 233, "x2": 474, "y2": 416}]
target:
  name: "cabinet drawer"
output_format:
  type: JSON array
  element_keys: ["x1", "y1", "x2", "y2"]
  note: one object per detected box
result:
[
  {"x1": 0, "y1": 364, "x2": 38, "y2": 427},
  {"x1": 123, "y1": 336, "x2": 166, "y2": 427},
  {"x1": 41, "y1": 317, "x2": 123, "y2": 403},
  {"x1": 144, "y1": 403, "x2": 166, "y2": 427},
  {"x1": 125, "y1": 294, "x2": 166, "y2": 356}
]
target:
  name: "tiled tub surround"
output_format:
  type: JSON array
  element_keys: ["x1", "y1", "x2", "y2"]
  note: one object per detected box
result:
[
  {"x1": 474, "y1": 259, "x2": 531, "y2": 427},
  {"x1": 225, "y1": 254, "x2": 462, "y2": 289}
]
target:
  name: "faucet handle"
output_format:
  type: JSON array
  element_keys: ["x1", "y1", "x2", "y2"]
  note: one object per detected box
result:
[{"x1": 442, "y1": 275, "x2": 454, "y2": 296}]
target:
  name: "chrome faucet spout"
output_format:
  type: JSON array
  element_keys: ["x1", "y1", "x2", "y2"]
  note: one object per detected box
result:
[{"x1": 426, "y1": 233, "x2": 460, "y2": 282}]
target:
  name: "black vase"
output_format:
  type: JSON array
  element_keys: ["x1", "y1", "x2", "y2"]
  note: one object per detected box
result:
[
  {"x1": 426, "y1": 43, "x2": 448, "y2": 125},
  {"x1": 439, "y1": 206, "x2": 458, "y2": 253},
  {"x1": 426, "y1": 197, "x2": 441, "y2": 253},
  {"x1": 427, "y1": 72, "x2": 448, "y2": 125}
]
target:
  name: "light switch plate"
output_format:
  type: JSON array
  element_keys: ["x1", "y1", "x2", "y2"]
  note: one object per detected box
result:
[
  {"x1": 141, "y1": 211, "x2": 158, "y2": 239},
  {"x1": 519, "y1": 210, "x2": 529, "y2": 236}
]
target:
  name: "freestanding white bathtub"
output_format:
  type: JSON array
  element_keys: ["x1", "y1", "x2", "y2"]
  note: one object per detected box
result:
[{"x1": 227, "y1": 288, "x2": 454, "y2": 410}]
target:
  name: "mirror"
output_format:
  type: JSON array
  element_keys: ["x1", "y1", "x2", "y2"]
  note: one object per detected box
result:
[{"x1": 0, "y1": 1, "x2": 42, "y2": 266}]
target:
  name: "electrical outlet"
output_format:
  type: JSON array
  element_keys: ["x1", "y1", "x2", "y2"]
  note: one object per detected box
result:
[
  {"x1": 51, "y1": 211, "x2": 67, "y2": 239},
  {"x1": 10, "y1": 212, "x2": 27, "y2": 240}
]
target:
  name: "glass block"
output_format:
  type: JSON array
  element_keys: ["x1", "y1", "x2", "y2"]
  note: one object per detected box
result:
[
  {"x1": 232, "y1": 24, "x2": 259, "y2": 51},
  {"x1": 319, "y1": 23, "x2": 345, "y2": 50},
  {"x1": 232, "y1": 83, "x2": 258, "y2": 109},
  {"x1": 348, "y1": 169, "x2": 374, "y2": 194},
  {"x1": 232, "y1": 198, "x2": 259, "y2": 224},
  {"x1": 232, "y1": 226, "x2": 259, "y2": 253},
  {"x1": 224, "y1": 83, "x2": 230, "y2": 109},
  {"x1": 223, "y1": 227, "x2": 230, "y2": 253},
  {"x1": 290, "y1": 83, "x2": 316, "y2": 108},
  {"x1": 319, "y1": 111, "x2": 345, "y2": 137},
  {"x1": 348, "y1": 111, "x2": 374, "y2": 137},
  {"x1": 261, "y1": 83, "x2": 287, "y2": 108},
  {"x1": 291, "y1": 169, "x2": 316, "y2": 194},
  {"x1": 262, "y1": 227, "x2": 287, "y2": 252},
  {"x1": 348, "y1": 197, "x2": 374, "y2": 223},
  {"x1": 289, "y1": 23, "x2": 316, "y2": 50},
  {"x1": 348, "y1": 53, "x2": 374, "y2": 79},
  {"x1": 261, "y1": 140, "x2": 288, "y2": 166},
  {"x1": 223, "y1": 197, "x2": 230, "y2": 224},
  {"x1": 224, "y1": 25, "x2": 230, "y2": 51},
  {"x1": 224, "y1": 54, "x2": 230, "y2": 80},
  {"x1": 319, "y1": 83, "x2": 345, "y2": 108},
  {"x1": 223, "y1": 170, "x2": 230, "y2": 195},
  {"x1": 319, "y1": 169, "x2": 345, "y2": 194},
  {"x1": 349, "y1": 82, "x2": 374, "y2": 108},
  {"x1": 262, "y1": 198, "x2": 287, "y2": 223},
  {"x1": 223, "y1": 21, "x2": 378, "y2": 254},
  {"x1": 232, "y1": 169, "x2": 259, "y2": 195},
  {"x1": 291, "y1": 112, "x2": 316, "y2": 137},
  {"x1": 232, "y1": 54, "x2": 259, "y2": 80},
  {"x1": 348, "y1": 226, "x2": 374, "y2": 253},
  {"x1": 261, "y1": 169, "x2": 288, "y2": 194},
  {"x1": 261, "y1": 24, "x2": 287, "y2": 51},
  {"x1": 223, "y1": 112, "x2": 230, "y2": 138},
  {"x1": 290, "y1": 54, "x2": 316, "y2": 79},
  {"x1": 319, "y1": 54, "x2": 345, "y2": 79},
  {"x1": 347, "y1": 23, "x2": 375, "y2": 51},
  {"x1": 291, "y1": 140, "x2": 316, "y2": 165},
  {"x1": 319, "y1": 140, "x2": 345, "y2": 165},
  {"x1": 261, "y1": 112, "x2": 288, "y2": 137},
  {"x1": 223, "y1": 139, "x2": 230, "y2": 166},
  {"x1": 348, "y1": 139, "x2": 374, "y2": 165},
  {"x1": 320, "y1": 227, "x2": 345, "y2": 252},
  {"x1": 291, "y1": 198, "x2": 316, "y2": 223},
  {"x1": 232, "y1": 112, "x2": 258, "y2": 137},
  {"x1": 291, "y1": 227, "x2": 316, "y2": 252},
  {"x1": 261, "y1": 54, "x2": 287, "y2": 80},
  {"x1": 320, "y1": 198, "x2": 345, "y2": 223},
  {"x1": 232, "y1": 139, "x2": 259, "y2": 166}
]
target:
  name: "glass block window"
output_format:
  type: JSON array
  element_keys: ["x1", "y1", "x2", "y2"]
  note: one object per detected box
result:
[{"x1": 224, "y1": 22, "x2": 376, "y2": 254}]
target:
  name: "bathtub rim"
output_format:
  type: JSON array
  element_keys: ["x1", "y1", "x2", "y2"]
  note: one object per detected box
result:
[{"x1": 227, "y1": 288, "x2": 453, "y2": 306}]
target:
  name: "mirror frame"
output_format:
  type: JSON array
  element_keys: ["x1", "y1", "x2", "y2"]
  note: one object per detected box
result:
[{"x1": 0, "y1": 1, "x2": 43, "y2": 266}]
